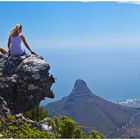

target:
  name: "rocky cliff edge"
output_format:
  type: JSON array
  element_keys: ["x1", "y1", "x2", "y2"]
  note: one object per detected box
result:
[{"x1": 0, "y1": 54, "x2": 55, "y2": 114}]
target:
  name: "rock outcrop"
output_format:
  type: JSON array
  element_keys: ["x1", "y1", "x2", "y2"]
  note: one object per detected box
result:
[
  {"x1": 0, "y1": 96, "x2": 11, "y2": 118},
  {"x1": 0, "y1": 54, "x2": 55, "y2": 114}
]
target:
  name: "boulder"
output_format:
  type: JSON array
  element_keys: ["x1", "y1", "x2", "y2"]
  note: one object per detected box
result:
[{"x1": 0, "y1": 54, "x2": 55, "y2": 114}]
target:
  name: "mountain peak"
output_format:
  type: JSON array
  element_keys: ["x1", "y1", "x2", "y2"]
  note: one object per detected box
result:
[
  {"x1": 70, "y1": 79, "x2": 92, "y2": 96},
  {"x1": 74, "y1": 79, "x2": 88, "y2": 90},
  {"x1": 46, "y1": 79, "x2": 140, "y2": 137}
]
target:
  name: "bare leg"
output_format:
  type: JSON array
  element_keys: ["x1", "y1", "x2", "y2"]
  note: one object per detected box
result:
[{"x1": 0, "y1": 47, "x2": 8, "y2": 55}]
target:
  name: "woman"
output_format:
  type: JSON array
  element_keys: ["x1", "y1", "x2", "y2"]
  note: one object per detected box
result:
[{"x1": 8, "y1": 24, "x2": 36, "y2": 56}]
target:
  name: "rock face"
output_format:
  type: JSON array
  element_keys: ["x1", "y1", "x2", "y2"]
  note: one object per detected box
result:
[
  {"x1": 0, "y1": 96, "x2": 11, "y2": 118},
  {"x1": 0, "y1": 54, "x2": 55, "y2": 114},
  {"x1": 46, "y1": 79, "x2": 140, "y2": 136}
]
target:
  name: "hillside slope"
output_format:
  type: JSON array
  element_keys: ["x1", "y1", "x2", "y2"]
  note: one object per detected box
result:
[{"x1": 46, "y1": 79, "x2": 140, "y2": 135}]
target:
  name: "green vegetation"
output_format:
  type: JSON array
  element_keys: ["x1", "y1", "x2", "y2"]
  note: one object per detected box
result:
[
  {"x1": 88, "y1": 130, "x2": 104, "y2": 139},
  {"x1": 0, "y1": 107, "x2": 104, "y2": 139},
  {"x1": 0, "y1": 113, "x2": 51, "y2": 138},
  {"x1": 47, "y1": 116, "x2": 104, "y2": 138},
  {"x1": 24, "y1": 106, "x2": 48, "y2": 122},
  {"x1": 47, "y1": 116, "x2": 84, "y2": 138}
]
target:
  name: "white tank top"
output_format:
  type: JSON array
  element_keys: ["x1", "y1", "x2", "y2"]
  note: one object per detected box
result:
[{"x1": 10, "y1": 35, "x2": 24, "y2": 56}]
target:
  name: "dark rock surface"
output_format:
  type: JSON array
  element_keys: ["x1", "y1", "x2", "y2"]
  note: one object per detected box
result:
[
  {"x1": 0, "y1": 96, "x2": 11, "y2": 118},
  {"x1": 0, "y1": 54, "x2": 55, "y2": 114}
]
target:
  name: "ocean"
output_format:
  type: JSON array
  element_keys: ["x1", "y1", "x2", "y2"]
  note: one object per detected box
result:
[{"x1": 39, "y1": 46, "x2": 140, "y2": 106}]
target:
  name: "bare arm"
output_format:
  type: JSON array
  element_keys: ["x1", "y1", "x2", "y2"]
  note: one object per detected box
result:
[{"x1": 20, "y1": 34, "x2": 36, "y2": 54}]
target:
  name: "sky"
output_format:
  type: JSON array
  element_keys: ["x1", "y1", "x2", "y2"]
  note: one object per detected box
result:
[
  {"x1": 1, "y1": 1, "x2": 140, "y2": 51},
  {"x1": 1, "y1": 2, "x2": 140, "y2": 104}
]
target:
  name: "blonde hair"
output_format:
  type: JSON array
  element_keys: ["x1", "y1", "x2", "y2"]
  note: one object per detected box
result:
[{"x1": 10, "y1": 24, "x2": 22, "y2": 37}]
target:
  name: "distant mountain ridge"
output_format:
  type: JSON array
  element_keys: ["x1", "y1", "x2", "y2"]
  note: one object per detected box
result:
[{"x1": 45, "y1": 79, "x2": 140, "y2": 136}]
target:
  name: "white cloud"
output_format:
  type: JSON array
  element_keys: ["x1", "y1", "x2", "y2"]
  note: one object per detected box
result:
[{"x1": 118, "y1": 1, "x2": 140, "y2": 5}]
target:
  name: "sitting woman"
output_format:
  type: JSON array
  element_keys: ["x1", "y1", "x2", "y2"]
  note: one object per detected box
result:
[{"x1": 8, "y1": 24, "x2": 36, "y2": 56}]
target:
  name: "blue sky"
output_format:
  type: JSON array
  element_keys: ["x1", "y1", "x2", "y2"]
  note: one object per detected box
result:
[{"x1": 1, "y1": 2, "x2": 140, "y2": 51}]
